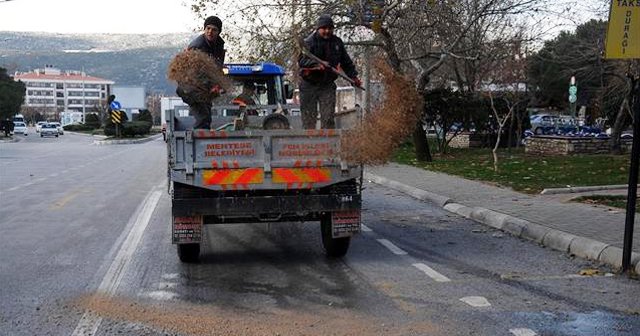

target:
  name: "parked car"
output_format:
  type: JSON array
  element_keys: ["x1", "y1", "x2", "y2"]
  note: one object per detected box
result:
[
  {"x1": 12, "y1": 122, "x2": 28, "y2": 136},
  {"x1": 49, "y1": 122, "x2": 64, "y2": 135},
  {"x1": 529, "y1": 114, "x2": 557, "y2": 135},
  {"x1": 35, "y1": 121, "x2": 48, "y2": 133},
  {"x1": 40, "y1": 124, "x2": 59, "y2": 137}
]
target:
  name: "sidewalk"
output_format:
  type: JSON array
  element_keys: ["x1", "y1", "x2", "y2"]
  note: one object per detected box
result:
[{"x1": 366, "y1": 163, "x2": 640, "y2": 272}]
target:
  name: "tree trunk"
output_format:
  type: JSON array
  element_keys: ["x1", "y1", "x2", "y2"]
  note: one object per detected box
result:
[
  {"x1": 516, "y1": 112, "x2": 523, "y2": 148},
  {"x1": 507, "y1": 112, "x2": 514, "y2": 152},
  {"x1": 610, "y1": 97, "x2": 630, "y2": 154},
  {"x1": 413, "y1": 121, "x2": 432, "y2": 162}
]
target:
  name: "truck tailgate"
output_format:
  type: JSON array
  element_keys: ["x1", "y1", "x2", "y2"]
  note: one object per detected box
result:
[{"x1": 169, "y1": 129, "x2": 361, "y2": 190}]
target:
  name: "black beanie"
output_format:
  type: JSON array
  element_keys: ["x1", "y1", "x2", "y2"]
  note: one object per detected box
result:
[
  {"x1": 316, "y1": 14, "x2": 334, "y2": 29},
  {"x1": 204, "y1": 16, "x2": 222, "y2": 32}
]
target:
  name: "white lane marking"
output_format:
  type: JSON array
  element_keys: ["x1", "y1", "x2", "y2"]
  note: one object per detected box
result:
[
  {"x1": 22, "y1": 182, "x2": 34, "y2": 187},
  {"x1": 8, "y1": 186, "x2": 20, "y2": 191},
  {"x1": 144, "y1": 290, "x2": 179, "y2": 301},
  {"x1": 412, "y1": 263, "x2": 451, "y2": 282},
  {"x1": 71, "y1": 189, "x2": 162, "y2": 336},
  {"x1": 361, "y1": 224, "x2": 373, "y2": 232},
  {"x1": 509, "y1": 328, "x2": 538, "y2": 336},
  {"x1": 162, "y1": 273, "x2": 180, "y2": 280},
  {"x1": 33, "y1": 178, "x2": 46, "y2": 183},
  {"x1": 156, "y1": 281, "x2": 178, "y2": 289},
  {"x1": 49, "y1": 173, "x2": 58, "y2": 177},
  {"x1": 460, "y1": 296, "x2": 491, "y2": 307},
  {"x1": 377, "y1": 239, "x2": 408, "y2": 255}
]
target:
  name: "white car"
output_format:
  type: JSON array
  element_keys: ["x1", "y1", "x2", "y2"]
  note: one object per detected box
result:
[
  {"x1": 50, "y1": 122, "x2": 64, "y2": 135},
  {"x1": 40, "y1": 124, "x2": 59, "y2": 137},
  {"x1": 36, "y1": 121, "x2": 47, "y2": 133},
  {"x1": 12, "y1": 122, "x2": 28, "y2": 136}
]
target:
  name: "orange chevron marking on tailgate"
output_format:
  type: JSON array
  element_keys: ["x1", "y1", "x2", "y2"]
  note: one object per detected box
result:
[
  {"x1": 203, "y1": 169, "x2": 264, "y2": 185},
  {"x1": 272, "y1": 168, "x2": 331, "y2": 184}
]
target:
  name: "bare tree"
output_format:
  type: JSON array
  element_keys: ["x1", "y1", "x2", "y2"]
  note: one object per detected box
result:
[{"x1": 187, "y1": 0, "x2": 578, "y2": 161}]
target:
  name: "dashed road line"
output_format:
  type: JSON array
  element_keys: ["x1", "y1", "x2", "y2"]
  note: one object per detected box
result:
[
  {"x1": 412, "y1": 263, "x2": 451, "y2": 282},
  {"x1": 361, "y1": 224, "x2": 373, "y2": 232},
  {"x1": 460, "y1": 296, "x2": 491, "y2": 307},
  {"x1": 509, "y1": 328, "x2": 537, "y2": 336},
  {"x1": 7, "y1": 186, "x2": 20, "y2": 191},
  {"x1": 49, "y1": 173, "x2": 58, "y2": 177},
  {"x1": 377, "y1": 239, "x2": 408, "y2": 255}
]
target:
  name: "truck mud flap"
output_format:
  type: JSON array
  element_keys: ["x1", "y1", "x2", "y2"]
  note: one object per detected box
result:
[
  {"x1": 331, "y1": 210, "x2": 361, "y2": 238},
  {"x1": 172, "y1": 216, "x2": 203, "y2": 244}
]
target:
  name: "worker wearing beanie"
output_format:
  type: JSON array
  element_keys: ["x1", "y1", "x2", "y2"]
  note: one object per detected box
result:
[
  {"x1": 298, "y1": 14, "x2": 360, "y2": 129},
  {"x1": 177, "y1": 15, "x2": 227, "y2": 129}
]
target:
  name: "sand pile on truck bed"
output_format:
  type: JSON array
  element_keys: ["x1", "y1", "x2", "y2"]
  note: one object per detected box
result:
[
  {"x1": 341, "y1": 59, "x2": 423, "y2": 165},
  {"x1": 167, "y1": 49, "x2": 230, "y2": 103}
]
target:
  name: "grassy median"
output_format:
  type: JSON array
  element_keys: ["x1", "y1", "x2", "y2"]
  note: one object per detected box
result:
[{"x1": 393, "y1": 143, "x2": 631, "y2": 194}]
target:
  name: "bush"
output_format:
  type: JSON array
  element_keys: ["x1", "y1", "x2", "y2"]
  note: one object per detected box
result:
[
  {"x1": 121, "y1": 121, "x2": 152, "y2": 137},
  {"x1": 135, "y1": 109, "x2": 153, "y2": 123},
  {"x1": 63, "y1": 124, "x2": 94, "y2": 131},
  {"x1": 84, "y1": 113, "x2": 101, "y2": 129}
]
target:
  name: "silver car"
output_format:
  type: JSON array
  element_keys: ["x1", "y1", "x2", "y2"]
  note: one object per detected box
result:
[
  {"x1": 12, "y1": 122, "x2": 28, "y2": 136},
  {"x1": 40, "y1": 124, "x2": 59, "y2": 138},
  {"x1": 50, "y1": 122, "x2": 64, "y2": 135}
]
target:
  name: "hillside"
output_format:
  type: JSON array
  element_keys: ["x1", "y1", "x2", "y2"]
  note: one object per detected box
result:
[{"x1": 0, "y1": 31, "x2": 195, "y2": 94}]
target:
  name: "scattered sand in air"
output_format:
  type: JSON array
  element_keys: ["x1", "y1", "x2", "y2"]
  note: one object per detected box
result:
[
  {"x1": 341, "y1": 59, "x2": 424, "y2": 165},
  {"x1": 73, "y1": 294, "x2": 440, "y2": 336}
]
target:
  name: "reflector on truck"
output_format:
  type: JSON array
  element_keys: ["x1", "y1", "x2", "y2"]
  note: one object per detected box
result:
[
  {"x1": 272, "y1": 168, "x2": 331, "y2": 183},
  {"x1": 202, "y1": 168, "x2": 264, "y2": 185}
]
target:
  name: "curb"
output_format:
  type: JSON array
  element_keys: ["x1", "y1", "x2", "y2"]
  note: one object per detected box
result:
[
  {"x1": 93, "y1": 134, "x2": 161, "y2": 146},
  {"x1": 364, "y1": 172, "x2": 451, "y2": 207},
  {"x1": 65, "y1": 131, "x2": 108, "y2": 139},
  {"x1": 541, "y1": 185, "x2": 632, "y2": 195},
  {"x1": 367, "y1": 172, "x2": 640, "y2": 272},
  {"x1": 0, "y1": 137, "x2": 19, "y2": 143}
]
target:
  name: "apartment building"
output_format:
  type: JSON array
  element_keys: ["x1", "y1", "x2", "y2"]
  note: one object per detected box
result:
[{"x1": 14, "y1": 65, "x2": 115, "y2": 117}]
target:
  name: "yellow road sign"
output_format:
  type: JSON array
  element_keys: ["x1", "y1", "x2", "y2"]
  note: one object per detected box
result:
[
  {"x1": 605, "y1": 0, "x2": 640, "y2": 59},
  {"x1": 111, "y1": 110, "x2": 123, "y2": 124}
]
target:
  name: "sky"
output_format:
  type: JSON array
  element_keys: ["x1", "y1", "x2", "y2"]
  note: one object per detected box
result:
[{"x1": 0, "y1": 0, "x2": 199, "y2": 34}]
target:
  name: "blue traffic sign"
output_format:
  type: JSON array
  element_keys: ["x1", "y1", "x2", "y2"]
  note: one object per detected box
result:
[{"x1": 110, "y1": 101, "x2": 122, "y2": 110}]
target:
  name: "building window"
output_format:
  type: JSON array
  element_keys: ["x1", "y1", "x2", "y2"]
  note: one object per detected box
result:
[
  {"x1": 56, "y1": 83, "x2": 64, "y2": 89},
  {"x1": 67, "y1": 83, "x2": 83, "y2": 88},
  {"x1": 57, "y1": 100, "x2": 65, "y2": 106},
  {"x1": 56, "y1": 92, "x2": 64, "y2": 98}
]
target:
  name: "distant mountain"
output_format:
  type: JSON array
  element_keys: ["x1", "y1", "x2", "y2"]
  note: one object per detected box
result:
[{"x1": 0, "y1": 31, "x2": 196, "y2": 94}]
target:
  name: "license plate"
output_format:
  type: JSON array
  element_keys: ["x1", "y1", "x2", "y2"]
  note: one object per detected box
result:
[
  {"x1": 332, "y1": 210, "x2": 361, "y2": 238},
  {"x1": 172, "y1": 216, "x2": 203, "y2": 244}
]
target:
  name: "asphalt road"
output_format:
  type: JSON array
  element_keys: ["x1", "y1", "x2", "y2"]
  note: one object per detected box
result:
[{"x1": 1, "y1": 131, "x2": 639, "y2": 336}]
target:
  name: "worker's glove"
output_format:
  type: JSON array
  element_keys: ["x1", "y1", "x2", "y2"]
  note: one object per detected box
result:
[{"x1": 352, "y1": 77, "x2": 363, "y2": 88}]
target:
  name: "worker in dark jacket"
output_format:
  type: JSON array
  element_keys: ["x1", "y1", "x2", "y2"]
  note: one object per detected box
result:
[
  {"x1": 298, "y1": 14, "x2": 360, "y2": 129},
  {"x1": 177, "y1": 15, "x2": 226, "y2": 128}
]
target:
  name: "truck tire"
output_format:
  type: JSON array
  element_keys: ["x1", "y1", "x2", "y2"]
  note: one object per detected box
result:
[
  {"x1": 321, "y1": 214, "x2": 350, "y2": 258},
  {"x1": 177, "y1": 243, "x2": 200, "y2": 263}
]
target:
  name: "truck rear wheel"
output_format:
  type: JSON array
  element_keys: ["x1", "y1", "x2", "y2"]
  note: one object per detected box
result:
[
  {"x1": 177, "y1": 243, "x2": 200, "y2": 263},
  {"x1": 321, "y1": 214, "x2": 350, "y2": 258}
]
